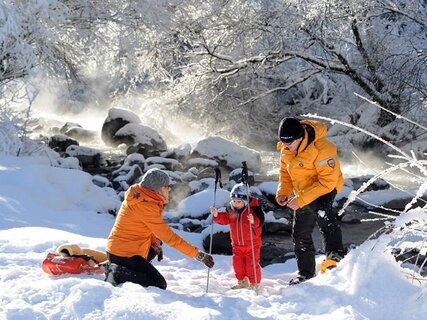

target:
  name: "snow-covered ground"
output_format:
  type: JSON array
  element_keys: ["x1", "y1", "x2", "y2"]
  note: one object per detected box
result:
[{"x1": 1, "y1": 155, "x2": 426, "y2": 320}]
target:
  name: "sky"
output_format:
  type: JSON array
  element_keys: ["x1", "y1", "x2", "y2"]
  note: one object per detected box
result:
[{"x1": 0, "y1": 154, "x2": 426, "y2": 320}]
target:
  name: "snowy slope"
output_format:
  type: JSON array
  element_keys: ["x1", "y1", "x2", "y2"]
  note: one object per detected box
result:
[{"x1": 0, "y1": 156, "x2": 426, "y2": 320}]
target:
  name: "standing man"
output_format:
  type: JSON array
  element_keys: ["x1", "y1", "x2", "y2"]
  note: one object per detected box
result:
[
  {"x1": 276, "y1": 117, "x2": 346, "y2": 285},
  {"x1": 106, "y1": 168, "x2": 214, "y2": 289}
]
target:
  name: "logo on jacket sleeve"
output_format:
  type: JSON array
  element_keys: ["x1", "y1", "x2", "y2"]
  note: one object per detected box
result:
[{"x1": 327, "y1": 158, "x2": 336, "y2": 168}]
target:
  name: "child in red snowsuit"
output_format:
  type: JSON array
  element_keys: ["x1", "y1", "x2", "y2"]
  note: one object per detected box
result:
[{"x1": 210, "y1": 183, "x2": 264, "y2": 289}]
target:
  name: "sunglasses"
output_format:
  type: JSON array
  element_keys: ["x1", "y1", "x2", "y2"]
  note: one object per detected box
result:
[{"x1": 282, "y1": 140, "x2": 295, "y2": 146}]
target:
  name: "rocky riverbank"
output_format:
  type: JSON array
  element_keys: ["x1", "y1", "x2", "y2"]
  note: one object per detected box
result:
[{"x1": 28, "y1": 107, "x2": 426, "y2": 267}]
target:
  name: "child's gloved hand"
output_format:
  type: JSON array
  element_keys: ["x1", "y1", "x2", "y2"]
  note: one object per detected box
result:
[
  {"x1": 210, "y1": 207, "x2": 218, "y2": 217},
  {"x1": 248, "y1": 213, "x2": 254, "y2": 224}
]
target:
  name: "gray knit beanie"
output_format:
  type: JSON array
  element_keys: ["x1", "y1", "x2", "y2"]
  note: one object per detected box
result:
[{"x1": 139, "y1": 168, "x2": 170, "y2": 191}]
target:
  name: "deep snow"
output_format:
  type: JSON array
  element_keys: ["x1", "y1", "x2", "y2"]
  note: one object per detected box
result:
[{"x1": 0, "y1": 155, "x2": 426, "y2": 320}]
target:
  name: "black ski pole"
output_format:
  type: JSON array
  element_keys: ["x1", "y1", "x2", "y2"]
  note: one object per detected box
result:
[
  {"x1": 206, "y1": 167, "x2": 222, "y2": 293},
  {"x1": 242, "y1": 161, "x2": 259, "y2": 294}
]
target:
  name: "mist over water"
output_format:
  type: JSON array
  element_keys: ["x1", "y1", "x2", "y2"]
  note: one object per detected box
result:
[{"x1": 28, "y1": 87, "x2": 419, "y2": 189}]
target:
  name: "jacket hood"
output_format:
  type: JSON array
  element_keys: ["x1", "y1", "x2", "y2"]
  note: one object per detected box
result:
[
  {"x1": 301, "y1": 119, "x2": 327, "y2": 141},
  {"x1": 124, "y1": 184, "x2": 167, "y2": 206}
]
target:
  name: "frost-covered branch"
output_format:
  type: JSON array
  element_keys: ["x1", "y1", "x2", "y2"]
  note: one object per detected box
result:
[
  {"x1": 352, "y1": 151, "x2": 427, "y2": 207},
  {"x1": 303, "y1": 113, "x2": 410, "y2": 158},
  {"x1": 354, "y1": 93, "x2": 427, "y2": 132},
  {"x1": 337, "y1": 161, "x2": 419, "y2": 215}
]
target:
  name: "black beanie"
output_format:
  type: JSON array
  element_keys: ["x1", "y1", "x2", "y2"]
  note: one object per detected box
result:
[{"x1": 278, "y1": 118, "x2": 304, "y2": 143}]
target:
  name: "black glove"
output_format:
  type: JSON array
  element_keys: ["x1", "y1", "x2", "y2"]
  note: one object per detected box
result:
[
  {"x1": 151, "y1": 242, "x2": 163, "y2": 262},
  {"x1": 195, "y1": 251, "x2": 214, "y2": 268},
  {"x1": 157, "y1": 248, "x2": 163, "y2": 262}
]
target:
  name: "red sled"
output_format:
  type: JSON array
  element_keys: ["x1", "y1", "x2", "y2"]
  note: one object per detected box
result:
[{"x1": 42, "y1": 252, "x2": 105, "y2": 276}]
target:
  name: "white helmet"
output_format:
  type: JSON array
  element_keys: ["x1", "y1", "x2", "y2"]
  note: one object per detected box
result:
[{"x1": 230, "y1": 183, "x2": 249, "y2": 206}]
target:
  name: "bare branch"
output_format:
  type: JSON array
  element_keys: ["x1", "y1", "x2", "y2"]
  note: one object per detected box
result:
[{"x1": 238, "y1": 70, "x2": 321, "y2": 106}]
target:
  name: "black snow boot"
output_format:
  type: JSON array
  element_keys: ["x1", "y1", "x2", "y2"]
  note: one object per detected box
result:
[{"x1": 288, "y1": 274, "x2": 311, "y2": 286}]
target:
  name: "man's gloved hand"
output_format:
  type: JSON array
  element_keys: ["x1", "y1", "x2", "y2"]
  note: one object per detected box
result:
[
  {"x1": 195, "y1": 251, "x2": 214, "y2": 268},
  {"x1": 276, "y1": 195, "x2": 288, "y2": 206}
]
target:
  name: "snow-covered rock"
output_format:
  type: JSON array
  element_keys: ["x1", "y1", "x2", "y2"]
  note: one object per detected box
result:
[
  {"x1": 177, "y1": 188, "x2": 231, "y2": 219},
  {"x1": 114, "y1": 123, "x2": 167, "y2": 156},
  {"x1": 101, "y1": 108, "x2": 141, "y2": 146},
  {"x1": 192, "y1": 136, "x2": 262, "y2": 171}
]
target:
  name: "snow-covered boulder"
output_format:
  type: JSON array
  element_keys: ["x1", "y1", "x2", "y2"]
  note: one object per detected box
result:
[
  {"x1": 188, "y1": 178, "x2": 218, "y2": 194},
  {"x1": 112, "y1": 164, "x2": 144, "y2": 191},
  {"x1": 101, "y1": 108, "x2": 141, "y2": 146},
  {"x1": 114, "y1": 123, "x2": 167, "y2": 157},
  {"x1": 172, "y1": 143, "x2": 192, "y2": 159},
  {"x1": 65, "y1": 145, "x2": 105, "y2": 169},
  {"x1": 263, "y1": 211, "x2": 292, "y2": 234},
  {"x1": 186, "y1": 157, "x2": 219, "y2": 170},
  {"x1": 57, "y1": 156, "x2": 81, "y2": 170},
  {"x1": 201, "y1": 224, "x2": 232, "y2": 254},
  {"x1": 257, "y1": 181, "x2": 279, "y2": 197},
  {"x1": 48, "y1": 134, "x2": 79, "y2": 152},
  {"x1": 177, "y1": 188, "x2": 230, "y2": 220},
  {"x1": 145, "y1": 156, "x2": 181, "y2": 171}
]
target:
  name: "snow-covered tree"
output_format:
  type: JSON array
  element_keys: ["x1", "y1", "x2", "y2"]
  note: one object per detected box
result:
[
  {"x1": 1, "y1": 0, "x2": 426, "y2": 151},
  {"x1": 138, "y1": 0, "x2": 427, "y2": 149}
]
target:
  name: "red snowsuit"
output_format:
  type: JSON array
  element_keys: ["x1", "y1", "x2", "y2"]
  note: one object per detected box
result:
[{"x1": 214, "y1": 198, "x2": 263, "y2": 284}]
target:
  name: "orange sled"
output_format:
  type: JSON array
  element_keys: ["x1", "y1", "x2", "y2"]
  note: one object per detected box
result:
[{"x1": 42, "y1": 244, "x2": 107, "y2": 276}]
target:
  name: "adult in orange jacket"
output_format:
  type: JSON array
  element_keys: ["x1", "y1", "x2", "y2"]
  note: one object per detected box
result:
[
  {"x1": 106, "y1": 168, "x2": 214, "y2": 289},
  {"x1": 276, "y1": 118, "x2": 346, "y2": 285}
]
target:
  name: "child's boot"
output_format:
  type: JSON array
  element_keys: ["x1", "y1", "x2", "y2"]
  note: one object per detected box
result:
[
  {"x1": 249, "y1": 283, "x2": 260, "y2": 290},
  {"x1": 231, "y1": 277, "x2": 250, "y2": 289}
]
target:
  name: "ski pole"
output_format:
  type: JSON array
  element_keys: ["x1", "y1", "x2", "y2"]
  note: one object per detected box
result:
[
  {"x1": 206, "y1": 167, "x2": 222, "y2": 293},
  {"x1": 284, "y1": 195, "x2": 296, "y2": 207},
  {"x1": 242, "y1": 161, "x2": 258, "y2": 294}
]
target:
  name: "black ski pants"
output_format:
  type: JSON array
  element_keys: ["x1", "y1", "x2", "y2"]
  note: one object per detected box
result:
[
  {"x1": 106, "y1": 251, "x2": 167, "y2": 290},
  {"x1": 292, "y1": 189, "x2": 345, "y2": 279}
]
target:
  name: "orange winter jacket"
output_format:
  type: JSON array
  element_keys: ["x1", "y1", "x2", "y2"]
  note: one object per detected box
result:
[
  {"x1": 106, "y1": 184, "x2": 199, "y2": 259},
  {"x1": 276, "y1": 120, "x2": 344, "y2": 208}
]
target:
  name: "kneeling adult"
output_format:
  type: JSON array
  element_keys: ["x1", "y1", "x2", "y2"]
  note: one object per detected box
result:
[{"x1": 106, "y1": 168, "x2": 214, "y2": 289}]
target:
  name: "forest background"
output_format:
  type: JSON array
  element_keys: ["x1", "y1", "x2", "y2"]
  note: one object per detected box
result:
[{"x1": 1, "y1": 0, "x2": 426, "y2": 155}]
